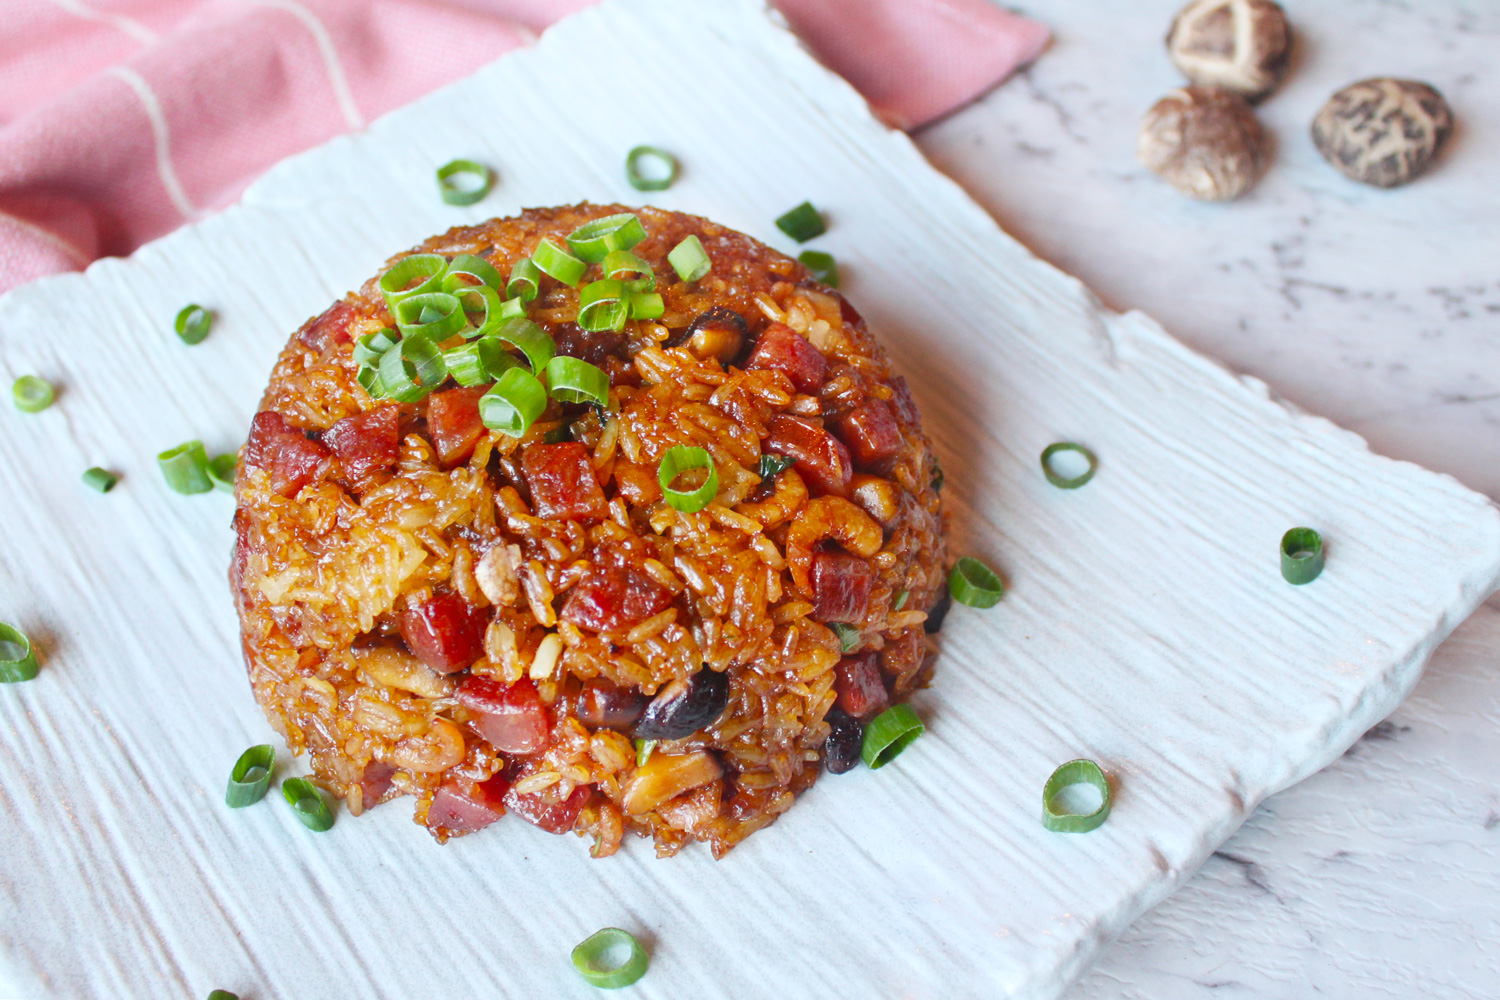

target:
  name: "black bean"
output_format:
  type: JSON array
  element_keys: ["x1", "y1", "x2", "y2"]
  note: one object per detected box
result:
[
  {"x1": 824, "y1": 707, "x2": 864, "y2": 774},
  {"x1": 633, "y1": 666, "x2": 730, "y2": 741},
  {"x1": 576, "y1": 678, "x2": 649, "y2": 730}
]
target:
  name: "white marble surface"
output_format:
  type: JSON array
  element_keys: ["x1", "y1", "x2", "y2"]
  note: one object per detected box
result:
[{"x1": 916, "y1": 1, "x2": 1500, "y2": 996}]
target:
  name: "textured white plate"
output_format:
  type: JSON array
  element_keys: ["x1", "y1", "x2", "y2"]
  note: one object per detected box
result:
[{"x1": 1, "y1": 1, "x2": 1497, "y2": 997}]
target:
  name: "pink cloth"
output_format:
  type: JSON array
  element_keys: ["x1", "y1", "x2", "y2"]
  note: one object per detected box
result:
[{"x1": 0, "y1": 0, "x2": 1047, "y2": 292}]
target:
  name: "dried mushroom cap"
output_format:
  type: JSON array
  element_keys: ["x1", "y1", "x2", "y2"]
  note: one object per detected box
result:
[
  {"x1": 1167, "y1": 0, "x2": 1291, "y2": 101},
  {"x1": 1138, "y1": 86, "x2": 1270, "y2": 201},
  {"x1": 1311, "y1": 78, "x2": 1453, "y2": 188}
]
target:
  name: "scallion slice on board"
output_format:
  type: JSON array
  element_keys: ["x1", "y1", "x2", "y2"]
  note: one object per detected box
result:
[
  {"x1": 12, "y1": 375, "x2": 54, "y2": 413},
  {"x1": 1040, "y1": 441, "x2": 1097, "y2": 489},
  {"x1": 0, "y1": 622, "x2": 40, "y2": 683},
  {"x1": 158, "y1": 440, "x2": 214, "y2": 495},
  {"x1": 571, "y1": 927, "x2": 649, "y2": 989},
  {"x1": 861, "y1": 704, "x2": 923, "y2": 769},
  {"x1": 225, "y1": 745, "x2": 274, "y2": 808},
  {"x1": 82, "y1": 467, "x2": 119, "y2": 493},
  {"x1": 282, "y1": 777, "x2": 334, "y2": 832},
  {"x1": 174, "y1": 304, "x2": 213, "y2": 345},
  {"x1": 775, "y1": 201, "x2": 826, "y2": 242},
  {"x1": 1041, "y1": 759, "x2": 1112, "y2": 833},
  {"x1": 1280, "y1": 527, "x2": 1325, "y2": 585},
  {"x1": 948, "y1": 557, "x2": 1003, "y2": 609},
  {"x1": 798, "y1": 249, "x2": 839, "y2": 287},
  {"x1": 436, "y1": 158, "x2": 494, "y2": 206},
  {"x1": 625, "y1": 145, "x2": 680, "y2": 191}
]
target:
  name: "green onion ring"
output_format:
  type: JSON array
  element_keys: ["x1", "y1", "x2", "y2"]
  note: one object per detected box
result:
[
  {"x1": 12, "y1": 375, "x2": 54, "y2": 413},
  {"x1": 158, "y1": 440, "x2": 214, "y2": 495},
  {"x1": 625, "y1": 145, "x2": 680, "y2": 192},
  {"x1": 493, "y1": 317, "x2": 556, "y2": 374},
  {"x1": 602, "y1": 249, "x2": 655, "y2": 290},
  {"x1": 445, "y1": 337, "x2": 518, "y2": 387},
  {"x1": 861, "y1": 703, "x2": 924, "y2": 769},
  {"x1": 629, "y1": 291, "x2": 665, "y2": 320},
  {"x1": 393, "y1": 291, "x2": 467, "y2": 341},
  {"x1": 225, "y1": 744, "x2": 274, "y2": 808},
  {"x1": 480, "y1": 367, "x2": 548, "y2": 437},
  {"x1": 798, "y1": 249, "x2": 839, "y2": 288},
  {"x1": 571, "y1": 927, "x2": 649, "y2": 989},
  {"x1": 356, "y1": 365, "x2": 381, "y2": 395},
  {"x1": 577, "y1": 279, "x2": 630, "y2": 333},
  {"x1": 758, "y1": 453, "x2": 795, "y2": 479},
  {"x1": 442, "y1": 253, "x2": 505, "y2": 290},
  {"x1": 1280, "y1": 527, "x2": 1326, "y2": 585},
  {"x1": 81, "y1": 467, "x2": 119, "y2": 493},
  {"x1": 497, "y1": 296, "x2": 526, "y2": 322},
  {"x1": 208, "y1": 454, "x2": 238, "y2": 493},
  {"x1": 352, "y1": 329, "x2": 398, "y2": 367},
  {"x1": 207, "y1": 991, "x2": 241, "y2": 1000},
  {"x1": 1042, "y1": 759, "x2": 1112, "y2": 833},
  {"x1": 545, "y1": 356, "x2": 610, "y2": 407},
  {"x1": 775, "y1": 201, "x2": 827, "y2": 243},
  {"x1": 282, "y1": 777, "x2": 334, "y2": 832},
  {"x1": 447, "y1": 283, "x2": 508, "y2": 339},
  {"x1": 667, "y1": 235, "x2": 711, "y2": 283},
  {"x1": 0, "y1": 622, "x2": 40, "y2": 683},
  {"x1": 377, "y1": 334, "x2": 448, "y2": 403},
  {"x1": 948, "y1": 557, "x2": 1003, "y2": 609},
  {"x1": 566, "y1": 213, "x2": 647, "y2": 263},
  {"x1": 174, "y1": 304, "x2": 213, "y2": 345},
  {"x1": 1040, "y1": 442, "x2": 1097, "y2": 489},
  {"x1": 656, "y1": 444, "x2": 719, "y2": 513},
  {"x1": 436, "y1": 158, "x2": 494, "y2": 206},
  {"x1": 829, "y1": 622, "x2": 860, "y2": 653},
  {"x1": 532, "y1": 238, "x2": 587, "y2": 287},
  {"x1": 379, "y1": 254, "x2": 448, "y2": 310},
  {"x1": 634, "y1": 739, "x2": 656, "y2": 767},
  {"x1": 507, "y1": 258, "x2": 542, "y2": 302}
]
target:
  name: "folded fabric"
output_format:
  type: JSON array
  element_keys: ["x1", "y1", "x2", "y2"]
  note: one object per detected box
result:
[{"x1": 0, "y1": 0, "x2": 1047, "y2": 292}]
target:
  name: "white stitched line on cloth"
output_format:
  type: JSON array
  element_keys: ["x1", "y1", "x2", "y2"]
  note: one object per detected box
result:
[
  {"x1": 107, "y1": 66, "x2": 200, "y2": 221},
  {"x1": 0, "y1": 211, "x2": 91, "y2": 268},
  {"x1": 46, "y1": 0, "x2": 158, "y2": 44},
  {"x1": 236, "y1": 0, "x2": 366, "y2": 130}
]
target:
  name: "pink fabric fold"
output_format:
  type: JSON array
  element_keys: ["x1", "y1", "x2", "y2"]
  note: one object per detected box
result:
[{"x1": 0, "y1": 0, "x2": 1047, "y2": 293}]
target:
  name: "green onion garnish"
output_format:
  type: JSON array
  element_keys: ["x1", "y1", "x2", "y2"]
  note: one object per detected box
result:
[
  {"x1": 174, "y1": 304, "x2": 213, "y2": 345},
  {"x1": 566, "y1": 213, "x2": 647, "y2": 264},
  {"x1": 379, "y1": 254, "x2": 448, "y2": 310},
  {"x1": 758, "y1": 453, "x2": 795, "y2": 479},
  {"x1": 225, "y1": 744, "x2": 274, "y2": 808},
  {"x1": 0, "y1": 622, "x2": 40, "y2": 683},
  {"x1": 668, "y1": 235, "x2": 711, "y2": 283},
  {"x1": 1280, "y1": 527, "x2": 1325, "y2": 585},
  {"x1": 282, "y1": 777, "x2": 334, "y2": 832},
  {"x1": 207, "y1": 991, "x2": 240, "y2": 1000},
  {"x1": 625, "y1": 145, "x2": 680, "y2": 192},
  {"x1": 657, "y1": 444, "x2": 718, "y2": 513},
  {"x1": 12, "y1": 375, "x2": 54, "y2": 413},
  {"x1": 798, "y1": 250, "x2": 839, "y2": 287},
  {"x1": 494, "y1": 317, "x2": 556, "y2": 373},
  {"x1": 861, "y1": 703, "x2": 923, "y2": 769},
  {"x1": 480, "y1": 367, "x2": 548, "y2": 437},
  {"x1": 82, "y1": 467, "x2": 119, "y2": 493},
  {"x1": 507, "y1": 258, "x2": 542, "y2": 302},
  {"x1": 356, "y1": 365, "x2": 381, "y2": 395},
  {"x1": 634, "y1": 739, "x2": 656, "y2": 767},
  {"x1": 602, "y1": 249, "x2": 655, "y2": 290},
  {"x1": 578, "y1": 279, "x2": 630, "y2": 333},
  {"x1": 441, "y1": 253, "x2": 505, "y2": 290},
  {"x1": 445, "y1": 337, "x2": 518, "y2": 387},
  {"x1": 829, "y1": 622, "x2": 860, "y2": 653},
  {"x1": 158, "y1": 440, "x2": 214, "y2": 495},
  {"x1": 629, "y1": 292, "x2": 665, "y2": 320},
  {"x1": 931, "y1": 459, "x2": 944, "y2": 492},
  {"x1": 545, "y1": 356, "x2": 610, "y2": 406},
  {"x1": 571, "y1": 927, "x2": 649, "y2": 989},
  {"x1": 393, "y1": 291, "x2": 467, "y2": 341},
  {"x1": 377, "y1": 333, "x2": 448, "y2": 403},
  {"x1": 353, "y1": 329, "x2": 398, "y2": 367},
  {"x1": 1040, "y1": 442, "x2": 1097, "y2": 489},
  {"x1": 436, "y1": 158, "x2": 494, "y2": 206},
  {"x1": 448, "y1": 283, "x2": 508, "y2": 339},
  {"x1": 1042, "y1": 759, "x2": 1111, "y2": 833},
  {"x1": 894, "y1": 590, "x2": 909, "y2": 610},
  {"x1": 948, "y1": 557, "x2": 1003, "y2": 609},
  {"x1": 775, "y1": 201, "x2": 826, "y2": 243},
  {"x1": 532, "y1": 238, "x2": 587, "y2": 287},
  {"x1": 208, "y1": 454, "x2": 238, "y2": 493}
]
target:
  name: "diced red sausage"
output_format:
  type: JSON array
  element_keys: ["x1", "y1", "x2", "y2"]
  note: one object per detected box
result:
[
  {"x1": 888, "y1": 375, "x2": 921, "y2": 426},
  {"x1": 503, "y1": 784, "x2": 591, "y2": 834},
  {"x1": 427, "y1": 773, "x2": 510, "y2": 834},
  {"x1": 834, "y1": 653, "x2": 889, "y2": 721},
  {"x1": 324, "y1": 404, "x2": 399, "y2": 486},
  {"x1": 456, "y1": 676, "x2": 550, "y2": 753},
  {"x1": 243, "y1": 410, "x2": 330, "y2": 498},
  {"x1": 811, "y1": 550, "x2": 873, "y2": 622},
  {"x1": 298, "y1": 300, "x2": 357, "y2": 353},
  {"x1": 560, "y1": 565, "x2": 674, "y2": 633},
  {"x1": 834, "y1": 400, "x2": 902, "y2": 468},
  {"x1": 745, "y1": 323, "x2": 827, "y2": 393},
  {"x1": 426, "y1": 386, "x2": 487, "y2": 468},
  {"x1": 521, "y1": 442, "x2": 609, "y2": 522},
  {"x1": 358, "y1": 760, "x2": 398, "y2": 806},
  {"x1": 398, "y1": 591, "x2": 488, "y2": 674},
  {"x1": 764, "y1": 414, "x2": 853, "y2": 497}
]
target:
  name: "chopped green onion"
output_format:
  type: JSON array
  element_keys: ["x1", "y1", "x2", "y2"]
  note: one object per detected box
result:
[
  {"x1": 377, "y1": 333, "x2": 448, "y2": 403},
  {"x1": 657, "y1": 444, "x2": 718, "y2": 513},
  {"x1": 532, "y1": 238, "x2": 587, "y2": 287},
  {"x1": 497, "y1": 296, "x2": 527, "y2": 322},
  {"x1": 493, "y1": 317, "x2": 556, "y2": 373},
  {"x1": 894, "y1": 590, "x2": 909, "y2": 610},
  {"x1": 225, "y1": 744, "x2": 274, "y2": 808},
  {"x1": 758, "y1": 453, "x2": 795, "y2": 479},
  {"x1": 577, "y1": 279, "x2": 630, "y2": 333},
  {"x1": 798, "y1": 249, "x2": 839, "y2": 288},
  {"x1": 174, "y1": 304, "x2": 213, "y2": 345},
  {"x1": 829, "y1": 622, "x2": 860, "y2": 653},
  {"x1": 445, "y1": 337, "x2": 518, "y2": 387},
  {"x1": 625, "y1": 145, "x2": 680, "y2": 191},
  {"x1": 545, "y1": 356, "x2": 610, "y2": 406},
  {"x1": 543, "y1": 425, "x2": 572, "y2": 444},
  {"x1": 480, "y1": 367, "x2": 548, "y2": 437},
  {"x1": 282, "y1": 777, "x2": 334, "y2": 832},
  {"x1": 1040, "y1": 442, "x2": 1097, "y2": 489},
  {"x1": 208, "y1": 454, "x2": 238, "y2": 493},
  {"x1": 603, "y1": 250, "x2": 655, "y2": 290},
  {"x1": 948, "y1": 557, "x2": 1003, "y2": 609},
  {"x1": 635, "y1": 739, "x2": 656, "y2": 767},
  {"x1": 667, "y1": 235, "x2": 711, "y2": 282},
  {"x1": 1042, "y1": 759, "x2": 1112, "y2": 833},
  {"x1": 82, "y1": 467, "x2": 118, "y2": 493},
  {"x1": 353, "y1": 329, "x2": 398, "y2": 367},
  {"x1": 442, "y1": 253, "x2": 505, "y2": 290},
  {"x1": 158, "y1": 440, "x2": 214, "y2": 495},
  {"x1": 393, "y1": 291, "x2": 467, "y2": 341},
  {"x1": 775, "y1": 201, "x2": 826, "y2": 242},
  {"x1": 566, "y1": 213, "x2": 647, "y2": 263},
  {"x1": 207, "y1": 991, "x2": 240, "y2": 1000},
  {"x1": 0, "y1": 622, "x2": 40, "y2": 683},
  {"x1": 1281, "y1": 527, "x2": 1325, "y2": 585},
  {"x1": 356, "y1": 365, "x2": 380, "y2": 395},
  {"x1": 931, "y1": 459, "x2": 944, "y2": 492},
  {"x1": 629, "y1": 292, "x2": 665, "y2": 320},
  {"x1": 12, "y1": 375, "x2": 54, "y2": 413},
  {"x1": 571, "y1": 928, "x2": 649, "y2": 989},
  {"x1": 447, "y1": 283, "x2": 508, "y2": 339},
  {"x1": 861, "y1": 703, "x2": 923, "y2": 769},
  {"x1": 507, "y1": 258, "x2": 542, "y2": 302},
  {"x1": 379, "y1": 254, "x2": 448, "y2": 310},
  {"x1": 436, "y1": 158, "x2": 494, "y2": 206}
]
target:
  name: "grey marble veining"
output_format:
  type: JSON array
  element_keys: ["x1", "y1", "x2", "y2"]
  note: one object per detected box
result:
[{"x1": 917, "y1": 2, "x2": 1500, "y2": 996}]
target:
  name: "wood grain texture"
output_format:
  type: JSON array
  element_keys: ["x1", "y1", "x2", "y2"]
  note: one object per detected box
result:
[{"x1": 0, "y1": 0, "x2": 1496, "y2": 997}]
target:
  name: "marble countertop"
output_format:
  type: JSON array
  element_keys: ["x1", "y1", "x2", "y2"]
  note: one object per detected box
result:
[{"x1": 914, "y1": 1, "x2": 1500, "y2": 996}]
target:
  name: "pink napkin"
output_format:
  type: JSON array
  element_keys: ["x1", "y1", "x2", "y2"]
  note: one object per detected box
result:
[{"x1": 0, "y1": 0, "x2": 1047, "y2": 293}]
